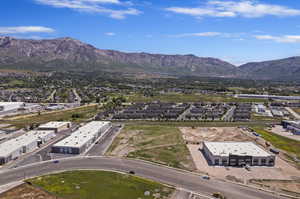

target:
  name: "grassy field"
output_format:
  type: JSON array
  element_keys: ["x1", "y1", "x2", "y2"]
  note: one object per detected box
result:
[
  {"x1": 251, "y1": 114, "x2": 282, "y2": 122},
  {"x1": 28, "y1": 170, "x2": 174, "y2": 199},
  {"x1": 124, "y1": 120, "x2": 270, "y2": 128},
  {"x1": 252, "y1": 127, "x2": 300, "y2": 159},
  {"x1": 107, "y1": 124, "x2": 195, "y2": 171},
  {"x1": 127, "y1": 93, "x2": 268, "y2": 103},
  {"x1": 1, "y1": 105, "x2": 99, "y2": 128}
]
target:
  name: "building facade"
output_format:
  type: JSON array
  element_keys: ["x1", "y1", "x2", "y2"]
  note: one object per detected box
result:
[
  {"x1": 282, "y1": 120, "x2": 300, "y2": 135},
  {"x1": 203, "y1": 142, "x2": 275, "y2": 167},
  {"x1": 0, "y1": 130, "x2": 55, "y2": 165},
  {"x1": 38, "y1": 121, "x2": 71, "y2": 133}
]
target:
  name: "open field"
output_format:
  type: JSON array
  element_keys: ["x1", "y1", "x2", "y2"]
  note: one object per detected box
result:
[
  {"x1": 127, "y1": 93, "x2": 268, "y2": 103},
  {"x1": 124, "y1": 120, "x2": 270, "y2": 128},
  {"x1": 0, "y1": 183, "x2": 60, "y2": 199},
  {"x1": 1, "y1": 105, "x2": 98, "y2": 129},
  {"x1": 27, "y1": 170, "x2": 174, "y2": 199},
  {"x1": 251, "y1": 114, "x2": 282, "y2": 122},
  {"x1": 107, "y1": 124, "x2": 196, "y2": 171},
  {"x1": 179, "y1": 127, "x2": 300, "y2": 187},
  {"x1": 180, "y1": 127, "x2": 253, "y2": 143}
]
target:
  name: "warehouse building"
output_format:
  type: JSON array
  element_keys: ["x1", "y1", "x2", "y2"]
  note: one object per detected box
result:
[
  {"x1": 52, "y1": 121, "x2": 111, "y2": 154},
  {"x1": 282, "y1": 120, "x2": 300, "y2": 135},
  {"x1": 203, "y1": 142, "x2": 275, "y2": 167},
  {"x1": 0, "y1": 130, "x2": 56, "y2": 165},
  {"x1": 0, "y1": 102, "x2": 24, "y2": 113},
  {"x1": 38, "y1": 121, "x2": 71, "y2": 133}
]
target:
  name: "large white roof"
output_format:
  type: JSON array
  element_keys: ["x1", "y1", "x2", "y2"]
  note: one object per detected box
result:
[
  {"x1": 0, "y1": 130, "x2": 54, "y2": 158},
  {"x1": 204, "y1": 142, "x2": 271, "y2": 157},
  {"x1": 39, "y1": 121, "x2": 71, "y2": 129},
  {"x1": 53, "y1": 121, "x2": 110, "y2": 148}
]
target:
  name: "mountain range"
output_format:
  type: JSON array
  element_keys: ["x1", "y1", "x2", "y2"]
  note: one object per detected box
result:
[{"x1": 0, "y1": 36, "x2": 299, "y2": 81}]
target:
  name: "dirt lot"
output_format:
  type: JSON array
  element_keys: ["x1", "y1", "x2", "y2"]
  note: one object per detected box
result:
[
  {"x1": 180, "y1": 127, "x2": 253, "y2": 143},
  {"x1": 179, "y1": 127, "x2": 300, "y2": 184},
  {"x1": 0, "y1": 183, "x2": 60, "y2": 199}
]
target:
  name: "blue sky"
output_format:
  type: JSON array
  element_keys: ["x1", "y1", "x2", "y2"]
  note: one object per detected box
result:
[{"x1": 1, "y1": 0, "x2": 300, "y2": 65}]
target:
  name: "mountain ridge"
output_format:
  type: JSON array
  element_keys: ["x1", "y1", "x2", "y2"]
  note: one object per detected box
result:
[
  {"x1": 1, "y1": 36, "x2": 300, "y2": 80},
  {"x1": 0, "y1": 36, "x2": 240, "y2": 77}
]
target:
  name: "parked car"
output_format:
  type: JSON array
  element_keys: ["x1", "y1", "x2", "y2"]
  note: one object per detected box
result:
[{"x1": 129, "y1": 170, "x2": 135, "y2": 175}]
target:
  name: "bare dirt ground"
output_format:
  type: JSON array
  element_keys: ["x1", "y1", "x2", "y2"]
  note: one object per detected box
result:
[
  {"x1": 179, "y1": 127, "x2": 300, "y2": 188},
  {"x1": 180, "y1": 127, "x2": 253, "y2": 143},
  {"x1": 108, "y1": 130, "x2": 140, "y2": 157},
  {"x1": 0, "y1": 183, "x2": 61, "y2": 199}
]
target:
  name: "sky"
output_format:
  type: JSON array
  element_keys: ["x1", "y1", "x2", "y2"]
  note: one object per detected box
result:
[{"x1": 1, "y1": 0, "x2": 300, "y2": 65}]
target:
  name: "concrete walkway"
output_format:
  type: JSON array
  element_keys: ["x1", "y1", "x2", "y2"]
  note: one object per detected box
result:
[{"x1": 0, "y1": 181, "x2": 23, "y2": 194}]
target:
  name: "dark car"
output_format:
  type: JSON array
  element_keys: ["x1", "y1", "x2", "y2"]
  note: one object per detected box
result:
[
  {"x1": 53, "y1": 160, "x2": 60, "y2": 164},
  {"x1": 129, "y1": 170, "x2": 135, "y2": 175}
]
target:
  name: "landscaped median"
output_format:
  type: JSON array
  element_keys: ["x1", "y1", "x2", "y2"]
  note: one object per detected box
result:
[{"x1": 24, "y1": 170, "x2": 174, "y2": 199}]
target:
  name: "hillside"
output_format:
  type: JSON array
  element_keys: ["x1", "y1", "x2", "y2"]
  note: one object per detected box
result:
[
  {"x1": 0, "y1": 36, "x2": 239, "y2": 77},
  {"x1": 239, "y1": 57, "x2": 300, "y2": 81}
]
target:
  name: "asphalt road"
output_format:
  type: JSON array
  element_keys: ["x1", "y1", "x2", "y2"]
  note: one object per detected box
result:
[
  {"x1": 0, "y1": 157, "x2": 286, "y2": 199},
  {"x1": 86, "y1": 125, "x2": 122, "y2": 156}
]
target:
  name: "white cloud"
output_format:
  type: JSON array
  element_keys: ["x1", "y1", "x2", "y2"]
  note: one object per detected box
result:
[
  {"x1": 166, "y1": 0, "x2": 300, "y2": 18},
  {"x1": 171, "y1": 32, "x2": 222, "y2": 38},
  {"x1": 170, "y1": 32, "x2": 245, "y2": 39},
  {"x1": 105, "y1": 32, "x2": 116, "y2": 36},
  {"x1": 0, "y1": 26, "x2": 55, "y2": 34},
  {"x1": 34, "y1": 0, "x2": 141, "y2": 19},
  {"x1": 255, "y1": 35, "x2": 300, "y2": 43}
]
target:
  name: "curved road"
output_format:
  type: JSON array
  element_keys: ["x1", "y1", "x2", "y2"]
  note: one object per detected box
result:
[{"x1": 0, "y1": 157, "x2": 286, "y2": 199}]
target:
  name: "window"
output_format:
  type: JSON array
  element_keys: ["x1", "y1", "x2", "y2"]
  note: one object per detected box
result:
[
  {"x1": 253, "y1": 159, "x2": 258, "y2": 165},
  {"x1": 215, "y1": 159, "x2": 219, "y2": 165},
  {"x1": 261, "y1": 159, "x2": 266, "y2": 165},
  {"x1": 222, "y1": 159, "x2": 227, "y2": 165}
]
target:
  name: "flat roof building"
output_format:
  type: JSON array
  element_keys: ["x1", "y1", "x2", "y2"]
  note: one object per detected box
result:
[
  {"x1": 0, "y1": 130, "x2": 55, "y2": 165},
  {"x1": 0, "y1": 102, "x2": 24, "y2": 114},
  {"x1": 282, "y1": 120, "x2": 300, "y2": 135},
  {"x1": 203, "y1": 142, "x2": 275, "y2": 167},
  {"x1": 52, "y1": 121, "x2": 111, "y2": 154},
  {"x1": 38, "y1": 121, "x2": 71, "y2": 133}
]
